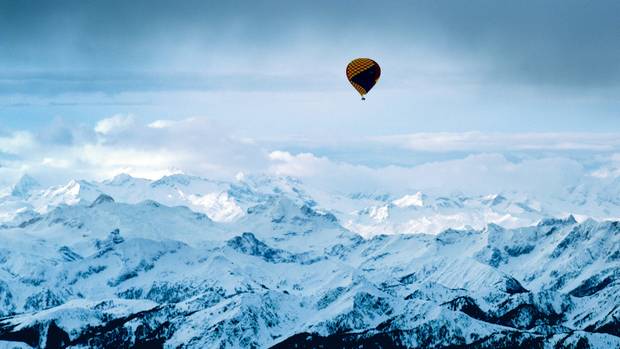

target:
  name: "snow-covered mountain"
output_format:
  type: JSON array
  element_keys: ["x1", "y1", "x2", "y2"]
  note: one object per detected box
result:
[
  {"x1": 3, "y1": 173, "x2": 620, "y2": 237},
  {"x1": 0, "y1": 174, "x2": 618, "y2": 348}
]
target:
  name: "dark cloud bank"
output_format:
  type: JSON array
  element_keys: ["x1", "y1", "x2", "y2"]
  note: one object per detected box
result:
[{"x1": 1, "y1": 0, "x2": 618, "y2": 94}]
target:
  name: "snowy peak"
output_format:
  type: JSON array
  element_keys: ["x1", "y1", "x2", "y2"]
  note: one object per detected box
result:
[
  {"x1": 238, "y1": 174, "x2": 312, "y2": 204},
  {"x1": 150, "y1": 173, "x2": 210, "y2": 188},
  {"x1": 2, "y1": 172, "x2": 620, "y2": 238},
  {"x1": 15, "y1": 196, "x2": 221, "y2": 247},
  {"x1": 245, "y1": 196, "x2": 338, "y2": 229},
  {"x1": 90, "y1": 194, "x2": 115, "y2": 207},
  {"x1": 482, "y1": 193, "x2": 506, "y2": 206},
  {"x1": 392, "y1": 192, "x2": 425, "y2": 208},
  {"x1": 39, "y1": 179, "x2": 103, "y2": 208},
  {"x1": 537, "y1": 214, "x2": 577, "y2": 227},
  {"x1": 10, "y1": 174, "x2": 40, "y2": 198},
  {"x1": 102, "y1": 173, "x2": 148, "y2": 187}
]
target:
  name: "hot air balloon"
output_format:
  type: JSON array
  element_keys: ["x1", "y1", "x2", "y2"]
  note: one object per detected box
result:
[{"x1": 346, "y1": 58, "x2": 381, "y2": 100}]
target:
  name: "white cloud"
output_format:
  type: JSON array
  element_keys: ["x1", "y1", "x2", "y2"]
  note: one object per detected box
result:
[
  {"x1": 377, "y1": 132, "x2": 620, "y2": 152},
  {"x1": 0, "y1": 131, "x2": 36, "y2": 154},
  {"x1": 94, "y1": 114, "x2": 135, "y2": 135},
  {"x1": 590, "y1": 153, "x2": 620, "y2": 179},
  {"x1": 266, "y1": 150, "x2": 585, "y2": 196},
  {"x1": 0, "y1": 116, "x2": 616, "y2": 201},
  {"x1": 0, "y1": 116, "x2": 265, "y2": 185},
  {"x1": 76, "y1": 144, "x2": 183, "y2": 179},
  {"x1": 269, "y1": 151, "x2": 331, "y2": 177},
  {"x1": 41, "y1": 157, "x2": 72, "y2": 168},
  {"x1": 148, "y1": 119, "x2": 178, "y2": 129}
]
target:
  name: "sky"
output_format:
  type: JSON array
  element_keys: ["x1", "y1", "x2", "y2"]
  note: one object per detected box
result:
[{"x1": 0, "y1": 1, "x2": 619, "y2": 192}]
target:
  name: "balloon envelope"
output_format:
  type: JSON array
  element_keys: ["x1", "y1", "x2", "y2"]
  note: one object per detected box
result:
[{"x1": 346, "y1": 58, "x2": 381, "y2": 99}]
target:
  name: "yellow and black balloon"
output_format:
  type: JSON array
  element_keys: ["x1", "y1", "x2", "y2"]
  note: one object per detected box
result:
[{"x1": 346, "y1": 58, "x2": 381, "y2": 100}]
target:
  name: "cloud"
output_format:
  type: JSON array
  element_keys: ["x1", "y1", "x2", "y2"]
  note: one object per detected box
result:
[
  {"x1": 0, "y1": 116, "x2": 269, "y2": 185},
  {"x1": 37, "y1": 117, "x2": 84, "y2": 146},
  {"x1": 2, "y1": 0, "x2": 618, "y2": 141},
  {"x1": 147, "y1": 119, "x2": 178, "y2": 129},
  {"x1": 0, "y1": 131, "x2": 36, "y2": 154},
  {"x1": 94, "y1": 114, "x2": 135, "y2": 135},
  {"x1": 268, "y1": 151, "x2": 332, "y2": 177},
  {"x1": 2, "y1": 0, "x2": 618, "y2": 97},
  {"x1": 267, "y1": 150, "x2": 585, "y2": 196},
  {"x1": 0, "y1": 114, "x2": 615, "y2": 201},
  {"x1": 41, "y1": 157, "x2": 72, "y2": 168},
  {"x1": 590, "y1": 153, "x2": 620, "y2": 179},
  {"x1": 376, "y1": 132, "x2": 620, "y2": 152}
]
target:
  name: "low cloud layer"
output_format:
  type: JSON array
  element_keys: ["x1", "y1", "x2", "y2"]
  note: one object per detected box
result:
[
  {"x1": 377, "y1": 132, "x2": 620, "y2": 152},
  {"x1": 0, "y1": 117, "x2": 265, "y2": 185},
  {"x1": 0, "y1": 116, "x2": 618, "y2": 200},
  {"x1": 268, "y1": 151, "x2": 586, "y2": 196}
]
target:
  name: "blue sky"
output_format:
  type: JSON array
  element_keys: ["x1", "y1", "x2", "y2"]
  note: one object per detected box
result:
[{"x1": 0, "y1": 1, "x2": 619, "y2": 189}]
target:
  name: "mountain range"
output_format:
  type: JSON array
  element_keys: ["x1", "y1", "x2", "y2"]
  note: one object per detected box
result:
[{"x1": 0, "y1": 173, "x2": 618, "y2": 348}]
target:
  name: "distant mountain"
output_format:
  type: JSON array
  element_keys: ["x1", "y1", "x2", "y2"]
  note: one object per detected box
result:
[
  {"x1": 10, "y1": 175, "x2": 40, "y2": 198},
  {"x1": 2, "y1": 173, "x2": 620, "y2": 236}
]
